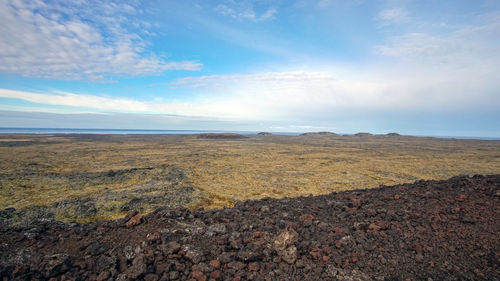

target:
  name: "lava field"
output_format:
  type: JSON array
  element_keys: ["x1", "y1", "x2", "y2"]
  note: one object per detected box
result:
[{"x1": 1, "y1": 175, "x2": 499, "y2": 281}]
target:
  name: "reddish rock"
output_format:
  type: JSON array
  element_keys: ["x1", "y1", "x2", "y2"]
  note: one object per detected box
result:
[
  {"x1": 309, "y1": 250, "x2": 321, "y2": 260},
  {"x1": 163, "y1": 241, "x2": 181, "y2": 255},
  {"x1": 210, "y1": 271, "x2": 221, "y2": 279},
  {"x1": 1, "y1": 175, "x2": 499, "y2": 281},
  {"x1": 96, "y1": 271, "x2": 110, "y2": 281},
  {"x1": 123, "y1": 210, "x2": 138, "y2": 221},
  {"x1": 368, "y1": 223, "x2": 381, "y2": 231},
  {"x1": 125, "y1": 213, "x2": 142, "y2": 228},
  {"x1": 191, "y1": 271, "x2": 206, "y2": 281},
  {"x1": 349, "y1": 196, "x2": 361, "y2": 207},
  {"x1": 335, "y1": 240, "x2": 342, "y2": 249},
  {"x1": 394, "y1": 194, "x2": 401, "y2": 200},
  {"x1": 209, "y1": 259, "x2": 221, "y2": 269},
  {"x1": 322, "y1": 246, "x2": 332, "y2": 255},
  {"x1": 457, "y1": 194, "x2": 467, "y2": 201},
  {"x1": 232, "y1": 277, "x2": 241, "y2": 281},
  {"x1": 144, "y1": 247, "x2": 155, "y2": 262},
  {"x1": 332, "y1": 227, "x2": 348, "y2": 235},
  {"x1": 415, "y1": 245, "x2": 423, "y2": 254},
  {"x1": 146, "y1": 232, "x2": 161, "y2": 242},
  {"x1": 299, "y1": 214, "x2": 314, "y2": 222},
  {"x1": 248, "y1": 262, "x2": 259, "y2": 271}
]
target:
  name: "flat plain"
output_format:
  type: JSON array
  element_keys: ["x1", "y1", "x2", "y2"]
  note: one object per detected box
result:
[{"x1": 0, "y1": 133, "x2": 499, "y2": 223}]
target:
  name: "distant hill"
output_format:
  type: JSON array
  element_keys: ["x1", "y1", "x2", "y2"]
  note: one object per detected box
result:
[
  {"x1": 354, "y1": 132, "x2": 373, "y2": 137},
  {"x1": 386, "y1": 132, "x2": 401, "y2": 136},
  {"x1": 300, "y1": 131, "x2": 338, "y2": 136}
]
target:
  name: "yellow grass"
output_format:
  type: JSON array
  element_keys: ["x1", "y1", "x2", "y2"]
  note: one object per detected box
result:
[{"x1": 1, "y1": 134, "x2": 499, "y2": 219}]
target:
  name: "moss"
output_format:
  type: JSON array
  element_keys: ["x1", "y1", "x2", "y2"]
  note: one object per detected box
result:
[{"x1": 0, "y1": 134, "x2": 499, "y2": 222}]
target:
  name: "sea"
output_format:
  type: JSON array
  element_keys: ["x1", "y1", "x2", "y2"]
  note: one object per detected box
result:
[
  {"x1": 0, "y1": 127, "x2": 300, "y2": 136},
  {"x1": 0, "y1": 128, "x2": 498, "y2": 140}
]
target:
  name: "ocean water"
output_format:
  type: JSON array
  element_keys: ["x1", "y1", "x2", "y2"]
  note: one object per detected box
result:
[{"x1": 0, "y1": 127, "x2": 300, "y2": 136}]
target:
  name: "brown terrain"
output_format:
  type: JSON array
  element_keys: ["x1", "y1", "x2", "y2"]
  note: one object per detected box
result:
[
  {"x1": 1, "y1": 133, "x2": 499, "y2": 280},
  {"x1": 1, "y1": 175, "x2": 499, "y2": 280},
  {"x1": 1, "y1": 133, "x2": 499, "y2": 224}
]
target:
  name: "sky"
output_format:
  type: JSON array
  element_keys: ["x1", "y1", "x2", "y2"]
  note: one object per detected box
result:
[{"x1": 0, "y1": 0, "x2": 499, "y2": 136}]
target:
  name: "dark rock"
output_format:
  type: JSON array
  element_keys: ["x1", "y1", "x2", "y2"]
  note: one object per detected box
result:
[
  {"x1": 229, "y1": 232, "x2": 243, "y2": 249},
  {"x1": 183, "y1": 245, "x2": 204, "y2": 263},
  {"x1": 127, "y1": 255, "x2": 146, "y2": 279},
  {"x1": 237, "y1": 243, "x2": 263, "y2": 262},
  {"x1": 206, "y1": 223, "x2": 227, "y2": 236},
  {"x1": 169, "y1": 271, "x2": 180, "y2": 280},
  {"x1": 123, "y1": 245, "x2": 137, "y2": 261},
  {"x1": 227, "y1": 261, "x2": 246, "y2": 270},
  {"x1": 1, "y1": 175, "x2": 499, "y2": 281},
  {"x1": 325, "y1": 265, "x2": 370, "y2": 280},
  {"x1": 94, "y1": 255, "x2": 117, "y2": 272},
  {"x1": 86, "y1": 241, "x2": 107, "y2": 256},
  {"x1": 144, "y1": 273, "x2": 160, "y2": 281},
  {"x1": 42, "y1": 254, "x2": 72, "y2": 278}
]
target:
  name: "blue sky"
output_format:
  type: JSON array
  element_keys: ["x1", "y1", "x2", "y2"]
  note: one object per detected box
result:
[{"x1": 0, "y1": 0, "x2": 499, "y2": 136}]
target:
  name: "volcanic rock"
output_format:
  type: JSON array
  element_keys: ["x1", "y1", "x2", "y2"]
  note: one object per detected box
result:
[{"x1": 0, "y1": 175, "x2": 499, "y2": 280}]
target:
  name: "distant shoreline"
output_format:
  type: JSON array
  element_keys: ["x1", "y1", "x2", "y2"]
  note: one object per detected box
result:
[{"x1": 0, "y1": 127, "x2": 498, "y2": 140}]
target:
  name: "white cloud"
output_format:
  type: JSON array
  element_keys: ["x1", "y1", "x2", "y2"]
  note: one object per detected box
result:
[
  {"x1": 214, "y1": 1, "x2": 277, "y2": 22},
  {"x1": 0, "y1": 0, "x2": 202, "y2": 80},
  {"x1": 373, "y1": 11, "x2": 500, "y2": 87},
  {"x1": 0, "y1": 88, "x2": 252, "y2": 119},
  {"x1": 1, "y1": 6, "x2": 499, "y2": 125},
  {"x1": 1, "y1": 53, "x2": 499, "y2": 126}
]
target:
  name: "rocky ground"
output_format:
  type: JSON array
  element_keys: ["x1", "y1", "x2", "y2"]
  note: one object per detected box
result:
[
  {"x1": 1, "y1": 175, "x2": 499, "y2": 281},
  {"x1": 0, "y1": 165, "x2": 204, "y2": 224}
]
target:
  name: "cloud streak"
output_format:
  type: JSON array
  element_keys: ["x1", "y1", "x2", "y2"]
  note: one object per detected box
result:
[
  {"x1": 0, "y1": 0, "x2": 202, "y2": 81},
  {"x1": 214, "y1": 1, "x2": 277, "y2": 22},
  {"x1": 0, "y1": 88, "x2": 252, "y2": 120}
]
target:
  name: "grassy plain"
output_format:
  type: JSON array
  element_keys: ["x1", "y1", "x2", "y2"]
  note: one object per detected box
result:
[{"x1": 0, "y1": 133, "x2": 499, "y2": 222}]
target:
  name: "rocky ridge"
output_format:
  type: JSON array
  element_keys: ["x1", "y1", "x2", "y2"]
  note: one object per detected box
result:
[{"x1": 0, "y1": 175, "x2": 499, "y2": 280}]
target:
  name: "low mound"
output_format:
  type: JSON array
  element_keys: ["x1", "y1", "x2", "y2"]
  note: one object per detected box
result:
[
  {"x1": 198, "y1": 133, "x2": 248, "y2": 139},
  {"x1": 300, "y1": 131, "x2": 338, "y2": 136},
  {"x1": 1, "y1": 175, "x2": 499, "y2": 280},
  {"x1": 386, "y1": 132, "x2": 401, "y2": 136},
  {"x1": 354, "y1": 132, "x2": 373, "y2": 137}
]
